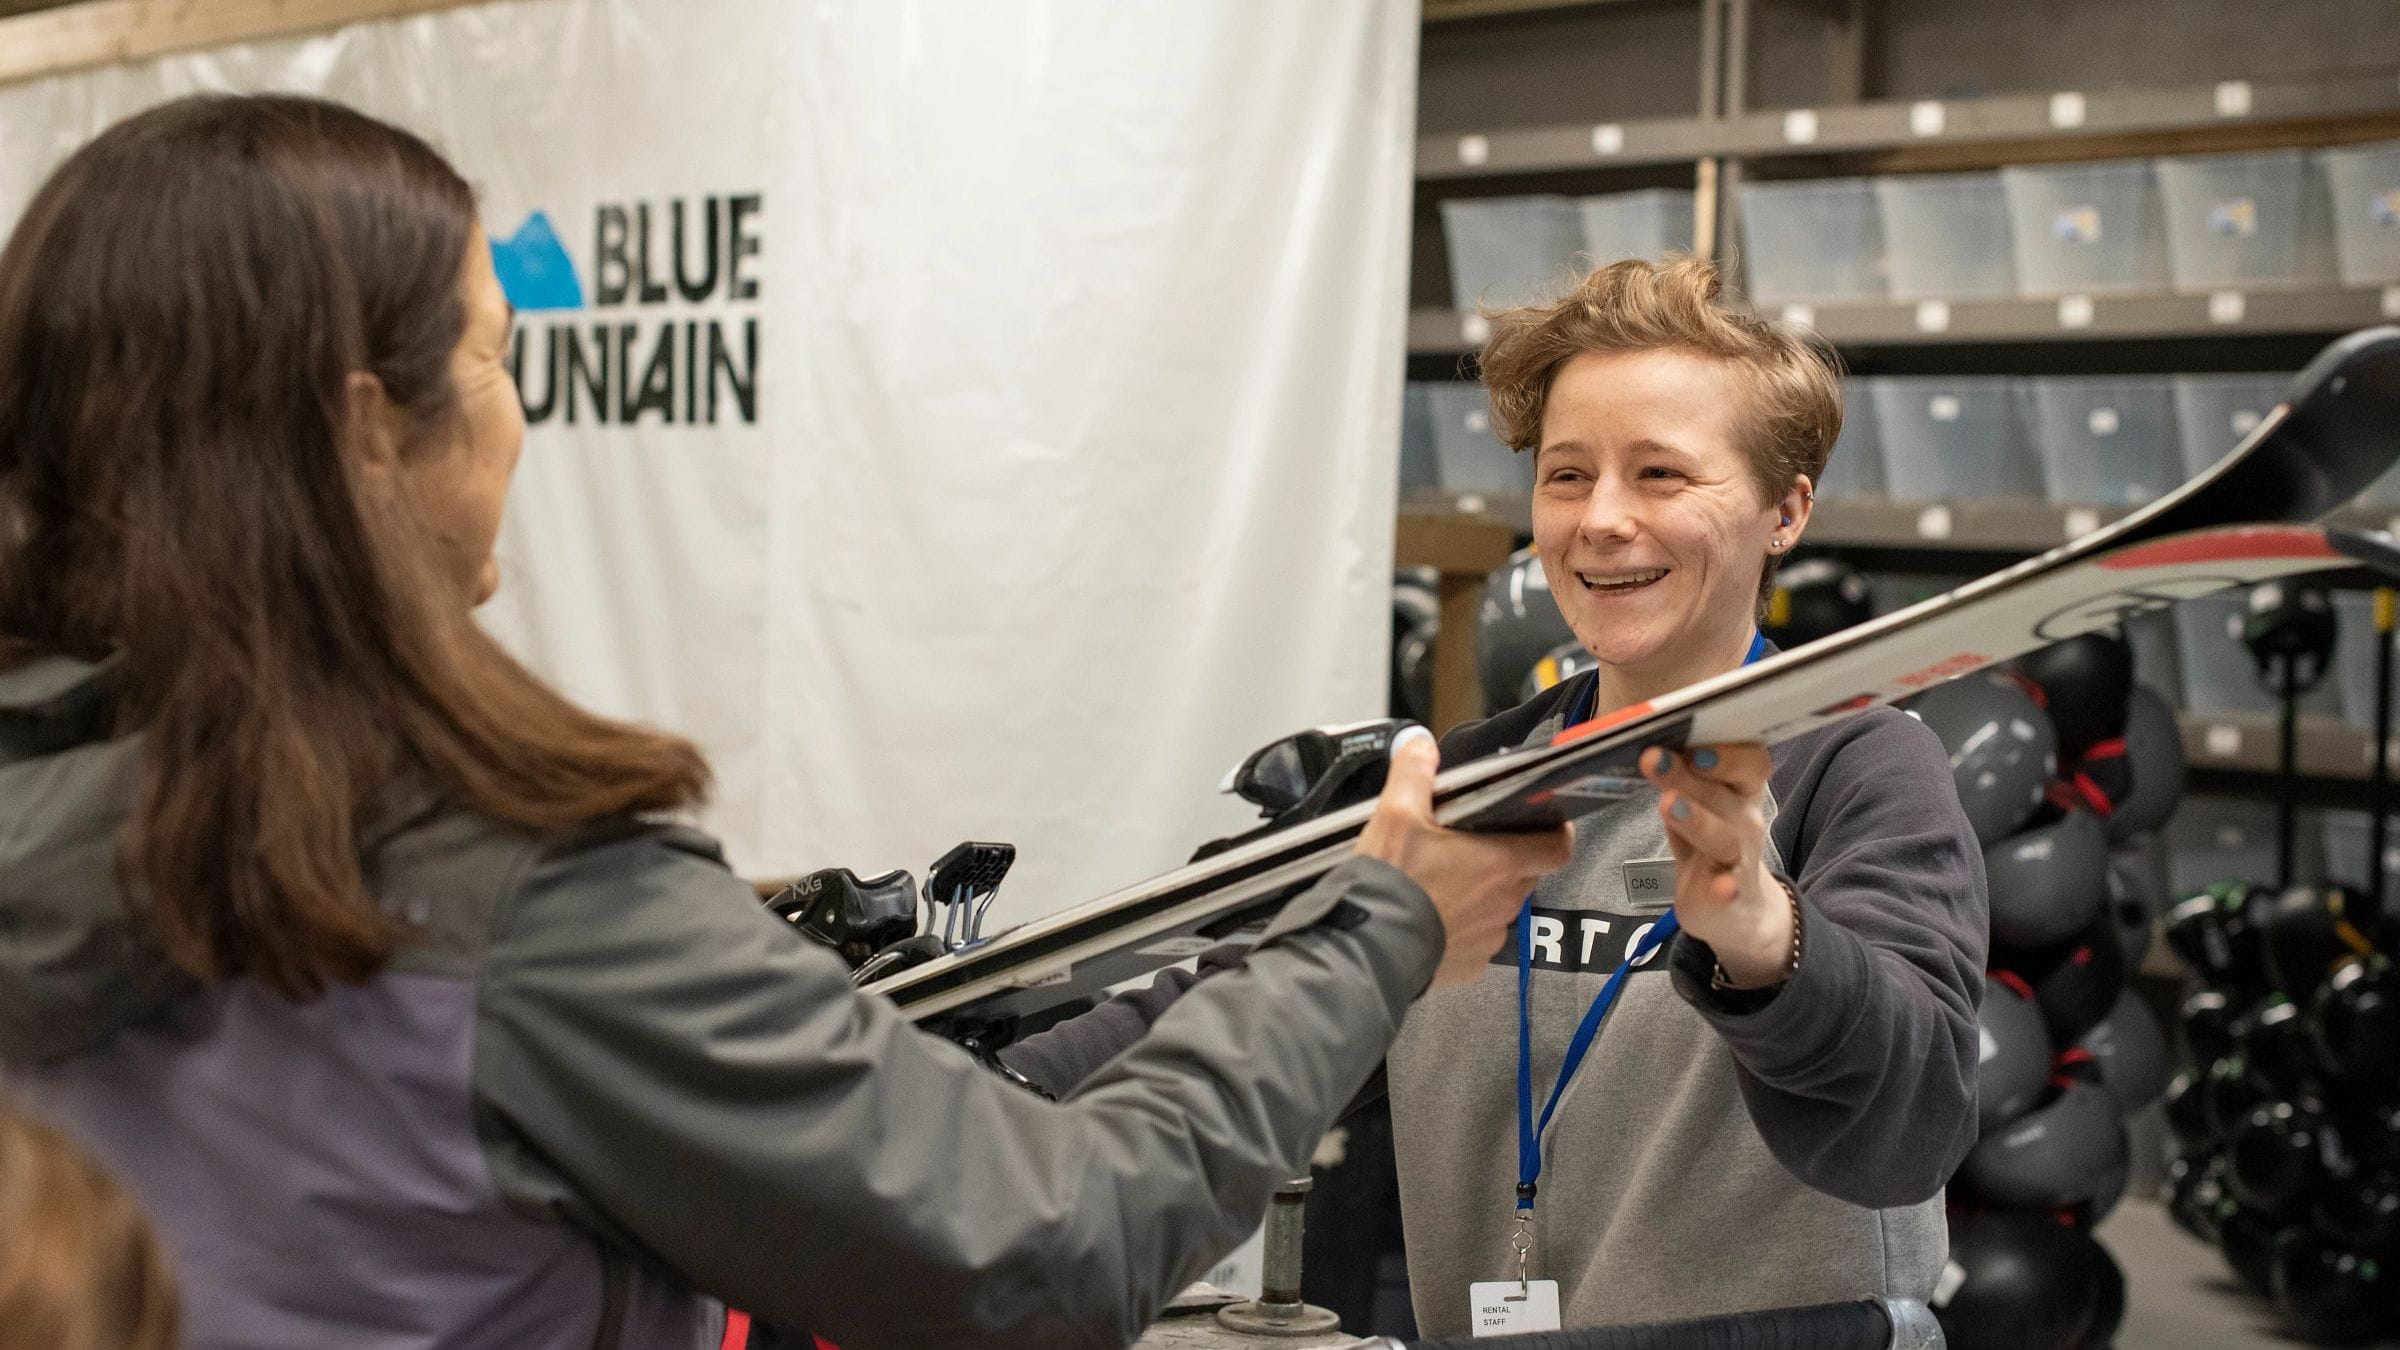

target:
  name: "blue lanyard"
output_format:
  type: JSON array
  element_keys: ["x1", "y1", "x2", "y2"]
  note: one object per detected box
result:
[{"x1": 1514, "y1": 629, "x2": 1768, "y2": 1213}]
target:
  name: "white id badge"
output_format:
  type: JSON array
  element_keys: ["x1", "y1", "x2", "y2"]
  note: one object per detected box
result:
[{"x1": 1467, "y1": 1280, "x2": 1561, "y2": 1336}]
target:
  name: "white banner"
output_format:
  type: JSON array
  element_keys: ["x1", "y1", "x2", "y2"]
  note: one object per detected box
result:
[{"x1": 0, "y1": 0, "x2": 1417, "y2": 924}]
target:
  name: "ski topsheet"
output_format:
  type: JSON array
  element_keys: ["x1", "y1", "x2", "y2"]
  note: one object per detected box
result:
[{"x1": 883, "y1": 326, "x2": 2400, "y2": 1024}]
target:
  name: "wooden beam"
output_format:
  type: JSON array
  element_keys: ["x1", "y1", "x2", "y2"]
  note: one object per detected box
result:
[
  {"x1": 1422, "y1": 0, "x2": 1649, "y2": 23},
  {"x1": 1861, "y1": 110, "x2": 2400, "y2": 177},
  {"x1": 1396, "y1": 509, "x2": 1515, "y2": 735},
  {"x1": 0, "y1": 0, "x2": 492, "y2": 88}
]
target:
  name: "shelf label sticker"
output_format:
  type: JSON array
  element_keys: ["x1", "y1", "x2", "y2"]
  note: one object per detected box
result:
[
  {"x1": 1910, "y1": 101, "x2": 1946, "y2": 137},
  {"x1": 2049, "y1": 91, "x2": 2087, "y2": 128},
  {"x1": 1591, "y1": 123, "x2": 1625, "y2": 156},
  {"x1": 2209, "y1": 290, "x2": 2247, "y2": 324},
  {"x1": 1783, "y1": 109, "x2": 1819, "y2": 145},
  {"x1": 1915, "y1": 504, "x2": 1954, "y2": 540},
  {"x1": 2208, "y1": 198, "x2": 2259, "y2": 238},
  {"x1": 2058, "y1": 294, "x2": 2095, "y2": 328},
  {"x1": 2064, "y1": 508, "x2": 2101, "y2": 539},
  {"x1": 1928, "y1": 394, "x2": 1963, "y2": 422},
  {"x1": 2053, "y1": 206, "x2": 2104, "y2": 244},
  {"x1": 1457, "y1": 134, "x2": 1490, "y2": 167},
  {"x1": 2215, "y1": 80, "x2": 2254, "y2": 118},
  {"x1": 2204, "y1": 723, "x2": 2242, "y2": 758},
  {"x1": 2087, "y1": 407, "x2": 2121, "y2": 437},
  {"x1": 1780, "y1": 302, "x2": 1817, "y2": 328},
  {"x1": 1914, "y1": 299, "x2": 1952, "y2": 333},
  {"x1": 1460, "y1": 312, "x2": 1493, "y2": 345}
]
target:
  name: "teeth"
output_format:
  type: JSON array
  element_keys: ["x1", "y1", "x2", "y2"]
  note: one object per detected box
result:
[{"x1": 1580, "y1": 568, "x2": 1668, "y2": 588}]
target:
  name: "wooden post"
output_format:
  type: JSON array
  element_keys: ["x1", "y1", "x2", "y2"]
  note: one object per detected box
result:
[
  {"x1": 1395, "y1": 508, "x2": 1516, "y2": 735},
  {"x1": 0, "y1": 0, "x2": 491, "y2": 88}
]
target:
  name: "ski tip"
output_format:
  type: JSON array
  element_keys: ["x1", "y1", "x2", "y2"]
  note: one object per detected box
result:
[{"x1": 1551, "y1": 699, "x2": 1657, "y2": 748}]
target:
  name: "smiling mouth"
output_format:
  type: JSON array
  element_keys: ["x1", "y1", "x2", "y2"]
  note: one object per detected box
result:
[{"x1": 1576, "y1": 568, "x2": 1670, "y2": 595}]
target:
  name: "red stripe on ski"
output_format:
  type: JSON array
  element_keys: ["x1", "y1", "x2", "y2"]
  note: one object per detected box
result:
[
  {"x1": 2097, "y1": 527, "x2": 2340, "y2": 570},
  {"x1": 1550, "y1": 699, "x2": 1659, "y2": 748}
]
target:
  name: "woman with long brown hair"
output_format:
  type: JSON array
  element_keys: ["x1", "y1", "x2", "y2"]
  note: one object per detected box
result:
[{"x1": 0, "y1": 94, "x2": 1568, "y2": 1349}]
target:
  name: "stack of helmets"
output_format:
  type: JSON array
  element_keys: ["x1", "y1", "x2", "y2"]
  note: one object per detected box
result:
[
  {"x1": 2155, "y1": 581, "x2": 2399, "y2": 1345},
  {"x1": 1477, "y1": 548, "x2": 1575, "y2": 717},
  {"x1": 2162, "y1": 873, "x2": 2399, "y2": 1342},
  {"x1": 1912, "y1": 633, "x2": 2182, "y2": 1350},
  {"x1": 1391, "y1": 568, "x2": 1439, "y2": 724}
]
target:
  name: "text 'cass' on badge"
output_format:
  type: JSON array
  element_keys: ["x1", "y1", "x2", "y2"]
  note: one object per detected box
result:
[{"x1": 1619, "y1": 857, "x2": 1677, "y2": 914}]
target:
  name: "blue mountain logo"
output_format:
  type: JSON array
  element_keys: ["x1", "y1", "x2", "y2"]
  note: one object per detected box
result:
[{"x1": 490, "y1": 212, "x2": 584, "y2": 311}]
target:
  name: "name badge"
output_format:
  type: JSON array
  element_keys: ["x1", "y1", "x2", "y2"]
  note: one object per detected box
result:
[
  {"x1": 1619, "y1": 857, "x2": 1677, "y2": 914},
  {"x1": 1468, "y1": 1280, "x2": 1561, "y2": 1336}
]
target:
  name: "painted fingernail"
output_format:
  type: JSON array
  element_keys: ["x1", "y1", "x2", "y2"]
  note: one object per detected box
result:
[
  {"x1": 1690, "y1": 748, "x2": 1719, "y2": 770},
  {"x1": 1644, "y1": 748, "x2": 1671, "y2": 776},
  {"x1": 1669, "y1": 797, "x2": 1692, "y2": 821}
]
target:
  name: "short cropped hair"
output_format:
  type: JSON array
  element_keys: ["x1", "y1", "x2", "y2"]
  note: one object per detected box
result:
[{"x1": 1476, "y1": 256, "x2": 1846, "y2": 611}]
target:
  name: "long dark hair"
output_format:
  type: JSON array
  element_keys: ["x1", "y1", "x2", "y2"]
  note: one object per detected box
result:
[{"x1": 0, "y1": 95, "x2": 709, "y2": 998}]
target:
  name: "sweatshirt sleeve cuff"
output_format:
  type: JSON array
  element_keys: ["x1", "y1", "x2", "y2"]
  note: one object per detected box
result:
[{"x1": 1669, "y1": 887, "x2": 1875, "y2": 1082}]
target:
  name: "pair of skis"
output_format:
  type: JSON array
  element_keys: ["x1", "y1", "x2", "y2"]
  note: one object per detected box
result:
[{"x1": 881, "y1": 327, "x2": 2400, "y2": 1027}]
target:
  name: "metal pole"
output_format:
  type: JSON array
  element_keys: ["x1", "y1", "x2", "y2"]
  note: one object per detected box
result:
[
  {"x1": 2373, "y1": 588, "x2": 2394, "y2": 932},
  {"x1": 1215, "y1": 1177, "x2": 1340, "y2": 1337},
  {"x1": 2279, "y1": 653, "x2": 2299, "y2": 892}
]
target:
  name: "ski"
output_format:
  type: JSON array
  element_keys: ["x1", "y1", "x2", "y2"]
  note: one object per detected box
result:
[{"x1": 883, "y1": 326, "x2": 2400, "y2": 1025}]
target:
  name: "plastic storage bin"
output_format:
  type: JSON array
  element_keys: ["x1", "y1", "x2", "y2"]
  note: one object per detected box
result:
[
  {"x1": 2170, "y1": 373, "x2": 2289, "y2": 479},
  {"x1": 1578, "y1": 188, "x2": 1695, "y2": 268},
  {"x1": 1400, "y1": 382, "x2": 1439, "y2": 492},
  {"x1": 2001, "y1": 159, "x2": 2169, "y2": 296},
  {"x1": 2023, "y1": 376, "x2": 2181, "y2": 507},
  {"x1": 2167, "y1": 796, "x2": 2309, "y2": 895},
  {"x1": 2320, "y1": 140, "x2": 2400, "y2": 285},
  {"x1": 1423, "y1": 383, "x2": 1531, "y2": 495},
  {"x1": 2154, "y1": 150, "x2": 2336, "y2": 292},
  {"x1": 1815, "y1": 378, "x2": 1887, "y2": 499},
  {"x1": 1869, "y1": 377, "x2": 2042, "y2": 501},
  {"x1": 2321, "y1": 811, "x2": 2400, "y2": 893},
  {"x1": 1737, "y1": 177, "x2": 1887, "y2": 306},
  {"x1": 1875, "y1": 171, "x2": 2016, "y2": 300},
  {"x1": 2174, "y1": 587, "x2": 2344, "y2": 720},
  {"x1": 1440, "y1": 195, "x2": 1583, "y2": 310}
]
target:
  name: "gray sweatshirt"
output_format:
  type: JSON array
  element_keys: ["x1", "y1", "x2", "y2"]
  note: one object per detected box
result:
[
  {"x1": 0, "y1": 653, "x2": 1444, "y2": 1350},
  {"x1": 1007, "y1": 667, "x2": 1989, "y2": 1338}
]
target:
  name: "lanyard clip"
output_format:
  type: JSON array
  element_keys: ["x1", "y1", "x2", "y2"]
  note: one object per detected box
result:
[{"x1": 1510, "y1": 1209, "x2": 1534, "y2": 1294}]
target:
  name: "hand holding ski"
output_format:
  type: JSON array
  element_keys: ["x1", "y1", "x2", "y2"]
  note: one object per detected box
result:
[
  {"x1": 1643, "y1": 743, "x2": 1792, "y2": 988},
  {"x1": 1359, "y1": 732, "x2": 1576, "y2": 989}
]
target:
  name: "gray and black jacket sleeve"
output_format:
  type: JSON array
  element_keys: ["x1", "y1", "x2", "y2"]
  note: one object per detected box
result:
[
  {"x1": 1666, "y1": 706, "x2": 1989, "y2": 1209},
  {"x1": 467, "y1": 822, "x2": 1441, "y2": 1350}
]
